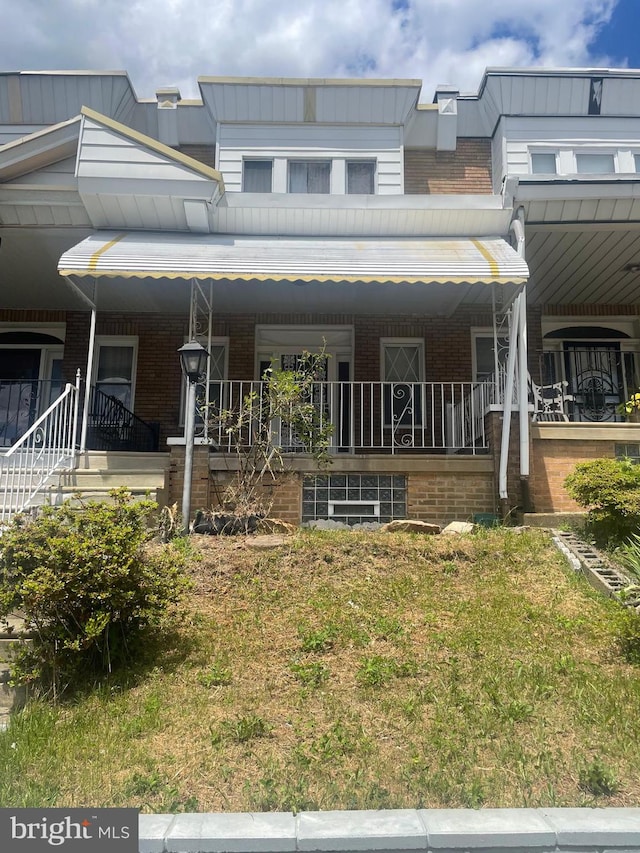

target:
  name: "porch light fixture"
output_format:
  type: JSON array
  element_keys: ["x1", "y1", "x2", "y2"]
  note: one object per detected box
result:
[
  {"x1": 178, "y1": 340, "x2": 209, "y2": 381},
  {"x1": 178, "y1": 340, "x2": 209, "y2": 534},
  {"x1": 623, "y1": 262, "x2": 640, "y2": 273}
]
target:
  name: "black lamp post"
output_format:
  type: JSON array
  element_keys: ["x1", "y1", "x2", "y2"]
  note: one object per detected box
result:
[{"x1": 178, "y1": 340, "x2": 209, "y2": 533}]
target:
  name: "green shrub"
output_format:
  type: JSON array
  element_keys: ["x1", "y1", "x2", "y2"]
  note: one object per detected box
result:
[
  {"x1": 0, "y1": 490, "x2": 190, "y2": 695},
  {"x1": 614, "y1": 609, "x2": 640, "y2": 664},
  {"x1": 564, "y1": 458, "x2": 640, "y2": 544}
]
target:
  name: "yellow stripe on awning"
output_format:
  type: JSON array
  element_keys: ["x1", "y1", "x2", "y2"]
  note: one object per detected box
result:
[{"x1": 59, "y1": 232, "x2": 529, "y2": 285}]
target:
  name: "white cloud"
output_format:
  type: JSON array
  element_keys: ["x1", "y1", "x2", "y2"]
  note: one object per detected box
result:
[{"x1": 0, "y1": 0, "x2": 620, "y2": 100}]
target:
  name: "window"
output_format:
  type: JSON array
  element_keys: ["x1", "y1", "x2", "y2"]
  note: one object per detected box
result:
[
  {"x1": 634, "y1": 154, "x2": 640, "y2": 173},
  {"x1": 243, "y1": 160, "x2": 273, "y2": 193},
  {"x1": 576, "y1": 153, "x2": 615, "y2": 174},
  {"x1": 473, "y1": 334, "x2": 509, "y2": 382},
  {"x1": 94, "y1": 339, "x2": 137, "y2": 409},
  {"x1": 288, "y1": 160, "x2": 331, "y2": 193},
  {"x1": 381, "y1": 340, "x2": 424, "y2": 427},
  {"x1": 531, "y1": 152, "x2": 557, "y2": 175},
  {"x1": 190, "y1": 340, "x2": 228, "y2": 427},
  {"x1": 347, "y1": 161, "x2": 375, "y2": 194}
]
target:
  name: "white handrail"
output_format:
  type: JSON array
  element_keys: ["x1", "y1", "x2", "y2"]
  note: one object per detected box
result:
[{"x1": 0, "y1": 372, "x2": 80, "y2": 524}]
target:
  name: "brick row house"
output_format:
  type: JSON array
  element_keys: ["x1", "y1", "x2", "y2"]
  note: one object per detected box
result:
[{"x1": 0, "y1": 68, "x2": 638, "y2": 525}]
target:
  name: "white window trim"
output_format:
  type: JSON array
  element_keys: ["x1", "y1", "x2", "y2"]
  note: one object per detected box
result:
[
  {"x1": 255, "y1": 325, "x2": 353, "y2": 381},
  {"x1": 93, "y1": 335, "x2": 138, "y2": 411},
  {"x1": 528, "y1": 145, "x2": 628, "y2": 176}
]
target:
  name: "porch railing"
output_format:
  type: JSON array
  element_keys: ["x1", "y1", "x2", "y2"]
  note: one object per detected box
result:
[
  {"x1": 0, "y1": 374, "x2": 80, "y2": 524},
  {"x1": 205, "y1": 380, "x2": 494, "y2": 453},
  {"x1": 87, "y1": 388, "x2": 159, "y2": 452}
]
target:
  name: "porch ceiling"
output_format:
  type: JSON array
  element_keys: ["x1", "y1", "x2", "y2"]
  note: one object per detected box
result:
[{"x1": 525, "y1": 223, "x2": 640, "y2": 306}]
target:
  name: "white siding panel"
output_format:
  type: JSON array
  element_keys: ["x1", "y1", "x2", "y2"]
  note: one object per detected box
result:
[
  {"x1": 218, "y1": 123, "x2": 403, "y2": 193},
  {"x1": 10, "y1": 157, "x2": 77, "y2": 186},
  {"x1": 78, "y1": 118, "x2": 212, "y2": 182}
]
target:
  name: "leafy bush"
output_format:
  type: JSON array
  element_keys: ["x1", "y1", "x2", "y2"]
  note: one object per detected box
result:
[
  {"x1": 616, "y1": 533, "x2": 640, "y2": 584},
  {"x1": 614, "y1": 609, "x2": 640, "y2": 665},
  {"x1": 564, "y1": 458, "x2": 640, "y2": 544},
  {"x1": 0, "y1": 490, "x2": 190, "y2": 695}
]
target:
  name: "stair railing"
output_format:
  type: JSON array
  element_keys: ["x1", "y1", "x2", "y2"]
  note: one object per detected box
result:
[{"x1": 0, "y1": 371, "x2": 80, "y2": 524}]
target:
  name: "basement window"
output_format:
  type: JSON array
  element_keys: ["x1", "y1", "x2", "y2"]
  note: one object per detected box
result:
[{"x1": 615, "y1": 443, "x2": 640, "y2": 463}]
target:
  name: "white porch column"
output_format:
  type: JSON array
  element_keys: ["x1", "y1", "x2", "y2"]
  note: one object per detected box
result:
[{"x1": 80, "y1": 286, "x2": 97, "y2": 453}]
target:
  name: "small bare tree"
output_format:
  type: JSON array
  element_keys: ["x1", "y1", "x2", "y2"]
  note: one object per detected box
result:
[{"x1": 206, "y1": 349, "x2": 334, "y2": 525}]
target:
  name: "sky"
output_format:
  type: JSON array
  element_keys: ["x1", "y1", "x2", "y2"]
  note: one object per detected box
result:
[{"x1": 0, "y1": 0, "x2": 639, "y2": 101}]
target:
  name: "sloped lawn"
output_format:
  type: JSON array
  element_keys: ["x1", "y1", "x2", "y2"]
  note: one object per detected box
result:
[{"x1": 1, "y1": 528, "x2": 639, "y2": 810}]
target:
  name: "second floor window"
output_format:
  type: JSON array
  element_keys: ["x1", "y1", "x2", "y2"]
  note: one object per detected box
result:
[
  {"x1": 243, "y1": 160, "x2": 273, "y2": 192},
  {"x1": 288, "y1": 160, "x2": 330, "y2": 193},
  {"x1": 531, "y1": 152, "x2": 557, "y2": 175},
  {"x1": 576, "y1": 152, "x2": 615, "y2": 174},
  {"x1": 347, "y1": 161, "x2": 375, "y2": 193}
]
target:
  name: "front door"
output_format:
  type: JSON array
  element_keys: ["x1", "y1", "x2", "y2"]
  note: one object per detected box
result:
[
  {"x1": 0, "y1": 350, "x2": 41, "y2": 446},
  {"x1": 563, "y1": 343, "x2": 625, "y2": 422}
]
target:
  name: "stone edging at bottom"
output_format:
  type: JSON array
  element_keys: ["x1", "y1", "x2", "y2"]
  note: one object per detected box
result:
[{"x1": 139, "y1": 807, "x2": 640, "y2": 853}]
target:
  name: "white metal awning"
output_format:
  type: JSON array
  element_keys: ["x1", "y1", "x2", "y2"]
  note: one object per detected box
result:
[{"x1": 58, "y1": 231, "x2": 528, "y2": 285}]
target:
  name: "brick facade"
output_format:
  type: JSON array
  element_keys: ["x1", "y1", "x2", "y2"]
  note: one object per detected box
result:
[
  {"x1": 407, "y1": 470, "x2": 496, "y2": 525},
  {"x1": 404, "y1": 140, "x2": 493, "y2": 194},
  {"x1": 529, "y1": 433, "x2": 629, "y2": 513}
]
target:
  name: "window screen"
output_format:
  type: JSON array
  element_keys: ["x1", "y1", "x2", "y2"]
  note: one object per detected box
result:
[{"x1": 243, "y1": 160, "x2": 272, "y2": 192}]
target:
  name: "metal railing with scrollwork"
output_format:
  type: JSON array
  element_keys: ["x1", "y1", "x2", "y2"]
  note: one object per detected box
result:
[
  {"x1": 205, "y1": 380, "x2": 492, "y2": 453},
  {"x1": 0, "y1": 372, "x2": 80, "y2": 524},
  {"x1": 87, "y1": 388, "x2": 159, "y2": 452}
]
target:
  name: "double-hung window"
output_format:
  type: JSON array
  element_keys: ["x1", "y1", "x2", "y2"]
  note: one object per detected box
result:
[
  {"x1": 94, "y1": 338, "x2": 137, "y2": 409},
  {"x1": 381, "y1": 339, "x2": 424, "y2": 427},
  {"x1": 288, "y1": 160, "x2": 331, "y2": 193}
]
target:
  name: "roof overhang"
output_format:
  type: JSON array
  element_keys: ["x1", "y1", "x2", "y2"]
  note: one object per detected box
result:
[{"x1": 58, "y1": 231, "x2": 529, "y2": 285}]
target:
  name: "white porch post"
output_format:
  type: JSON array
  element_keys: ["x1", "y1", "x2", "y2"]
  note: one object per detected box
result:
[
  {"x1": 80, "y1": 291, "x2": 97, "y2": 453},
  {"x1": 498, "y1": 293, "x2": 520, "y2": 503},
  {"x1": 511, "y1": 210, "x2": 530, "y2": 481}
]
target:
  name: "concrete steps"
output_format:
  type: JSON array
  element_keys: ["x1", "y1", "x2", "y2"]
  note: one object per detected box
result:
[{"x1": 0, "y1": 451, "x2": 171, "y2": 519}]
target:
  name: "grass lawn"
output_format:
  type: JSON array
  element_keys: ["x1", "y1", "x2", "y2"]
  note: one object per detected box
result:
[{"x1": 1, "y1": 527, "x2": 639, "y2": 811}]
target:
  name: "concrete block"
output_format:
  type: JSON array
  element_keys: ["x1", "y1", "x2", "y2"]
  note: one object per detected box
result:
[
  {"x1": 297, "y1": 809, "x2": 427, "y2": 851},
  {"x1": 421, "y1": 808, "x2": 556, "y2": 849},
  {"x1": 540, "y1": 807, "x2": 640, "y2": 848},
  {"x1": 139, "y1": 813, "x2": 176, "y2": 853},
  {"x1": 166, "y1": 813, "x2": 296, "y2": 853}
]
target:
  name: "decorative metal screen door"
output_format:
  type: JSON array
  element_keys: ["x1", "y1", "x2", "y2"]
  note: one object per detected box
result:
[
  {"x1": 563, "y1": 343, "x2": 624, "y2": 422},
  {"x1": 0, "y1": 349, "x2": 41, "y2": 445}
]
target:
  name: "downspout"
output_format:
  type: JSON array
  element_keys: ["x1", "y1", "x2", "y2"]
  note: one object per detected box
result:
[
  {"x1": 512, "y1": 209, "x2": 532, "y2": 512},
  {"x1": 498, "y1": 292, "x2": 520, "y2": 509}
]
